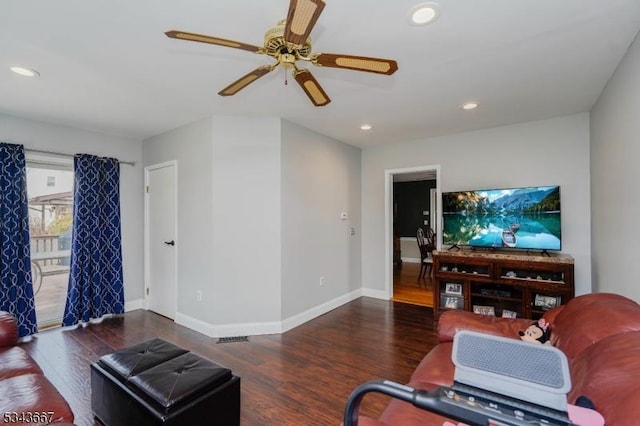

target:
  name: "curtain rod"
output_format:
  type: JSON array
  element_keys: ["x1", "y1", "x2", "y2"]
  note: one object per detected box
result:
[{"x1": 25, "y1": 148, "x2": 135, "y2": 166}]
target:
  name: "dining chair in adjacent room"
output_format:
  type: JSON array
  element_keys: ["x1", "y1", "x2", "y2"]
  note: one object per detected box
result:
[{"x1": 416, "y1": 227, "x2": 435, "y2": 279}]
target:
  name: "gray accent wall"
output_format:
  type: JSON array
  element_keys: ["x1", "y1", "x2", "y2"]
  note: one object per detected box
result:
[
  {"x1": 394, "y1": 180, "x2": 437, "y2": 237},
  {"x1": 591, "y1": 31, "x2": 640, "y2": 300},
  {"x1": 361, "y1": 114, "x2": 592, "y2": 296}
]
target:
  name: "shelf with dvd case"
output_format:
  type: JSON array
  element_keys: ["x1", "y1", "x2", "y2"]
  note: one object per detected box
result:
[
  {"x1": 437, "y1": 259, "x2": 491, "y2": 277},
  {"x1": 470, "y1": 282, "x2": 523, "y2": 318},
  {"x1": 433, "y1": 250, "x2": 574, "y2": 319}
]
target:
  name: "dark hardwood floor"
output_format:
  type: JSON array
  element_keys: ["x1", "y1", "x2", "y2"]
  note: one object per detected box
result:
[{"x1": 21, "y1": 297, "x2": 438, "y2": 426}]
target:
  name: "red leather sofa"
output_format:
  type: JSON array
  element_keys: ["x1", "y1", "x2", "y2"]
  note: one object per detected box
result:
[
  {"x1": 0, "y1": 311, "x2": 75, "y2": 425},
  {"x1": 357, "y1": 293, "x2": 640, "y2": 425}
]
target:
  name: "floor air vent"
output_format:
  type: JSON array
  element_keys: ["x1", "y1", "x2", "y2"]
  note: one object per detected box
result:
[{"x1": 217, "y1": 336, "x2": 249, "y2": 344}]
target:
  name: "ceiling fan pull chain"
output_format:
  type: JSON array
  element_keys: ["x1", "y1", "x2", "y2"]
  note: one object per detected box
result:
[{"x1": 284, "y1": 67, "x2": 288, "y2": 85}]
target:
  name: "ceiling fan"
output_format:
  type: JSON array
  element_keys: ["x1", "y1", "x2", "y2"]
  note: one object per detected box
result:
[{"x1": 165, "y1": 0, "x2": 398, "y2": 106}]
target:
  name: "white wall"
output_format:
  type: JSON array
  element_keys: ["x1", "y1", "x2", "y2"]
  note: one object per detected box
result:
[
  {"x1": 362, "y1": 114, "x2": 592, "y2": 296},
  {"x1": 142, "y1": 117, "x2": 215, "y2": 321},
  {"x1": 143, "y1": 116, "x2": 283, "y2": 335},
  {"x1": 280, "y1": 120, "x2": 361, "y2": 319},
  {"x1": 0, "y1": 113, "x2": 144, "y2": 304},
  {"x1": 590, "y1": 32, "x2": 640, "y2": 300},
  {"x1": 400, "y1": 238, "x2": 421, "y2": 262},
  {"x1": 142, "y1": 116, "x2": 362, "y2": 336},
  {"x1": 210, "y1": 116, "x2": 282, "y2": 327}
]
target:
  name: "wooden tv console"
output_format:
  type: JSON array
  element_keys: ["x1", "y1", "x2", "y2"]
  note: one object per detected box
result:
[{"x1": 433, "y1": 250, "x2": 574, "y2": 320}]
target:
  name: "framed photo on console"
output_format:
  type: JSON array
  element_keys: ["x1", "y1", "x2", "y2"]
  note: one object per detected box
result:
[
  {"x1": 445, "y1": 283, "x2": 463, "y2": 295},
  {"x1": 501, "y1": 309, "x2": 518, "y2": 318},
  {"x1": 473, "y1": 305, "x2": 495, "y2": 316},
  {"x1": 534, "y1": 294, "x2": 561, "y2": 310},
  {"x1": 441, "y1": 295, "x2": 463, "y2": 310}
]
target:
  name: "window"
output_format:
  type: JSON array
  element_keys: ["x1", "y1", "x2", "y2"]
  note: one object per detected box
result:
[{"x1": 26, "y1": 155, "x2": 74, "y2": 329}]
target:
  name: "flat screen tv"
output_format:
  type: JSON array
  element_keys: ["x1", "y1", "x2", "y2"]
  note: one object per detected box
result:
[{"x1": 442, "y1": 185, "x2": 561, "y2": 251}]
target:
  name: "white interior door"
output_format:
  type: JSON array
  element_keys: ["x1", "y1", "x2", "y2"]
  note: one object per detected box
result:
[{"x1": 145, "y1": 162, "x2": 177, "y2": 319}]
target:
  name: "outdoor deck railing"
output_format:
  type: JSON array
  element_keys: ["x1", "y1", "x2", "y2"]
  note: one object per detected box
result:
[{"x1": 31, "y1": 235, "x2": 62, "y2": 266}]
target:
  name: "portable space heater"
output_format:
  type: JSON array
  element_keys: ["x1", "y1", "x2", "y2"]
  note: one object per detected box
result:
[{"x1": 343, "y1": 330, "x2": 574, "y2": 426}]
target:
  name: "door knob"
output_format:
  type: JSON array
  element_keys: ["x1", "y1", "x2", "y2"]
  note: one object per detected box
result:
[{"x1": 164, "y1": 240, "x2": 175, "y2": 246}]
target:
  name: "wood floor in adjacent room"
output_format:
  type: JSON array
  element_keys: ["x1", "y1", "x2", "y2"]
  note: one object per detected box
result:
[
  {"x1": 393, "y1": 261, "x2": 435, "y2": 307},
  {"x1": 21, "y1": 297, "x2": 438, "y2": 426}
]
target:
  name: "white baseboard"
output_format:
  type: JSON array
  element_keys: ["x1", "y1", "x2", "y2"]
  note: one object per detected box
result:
[
  {"x1": 280, "y1": 288, "x2": 363, "y2": 333},
  {"x1": 174, "y1": 312, "x2": 216, "y2": 337},
  {"x1": 125, "y1": 298, "x2": 145, "y2": 312},
  {"x1": 362, "y1": 288, "x2": 390, "y2": 300},
  {"x1": 401, "y1": 257, "x2": 420, "y2": 263},
  {"x1": 169, "y1": 289, "x2": 364, "y2": 338},
  {"x1": 211, "y1": 320, "x2": 282, "y2": 338},
  {"x1": 174, "y1": 312, "x2": 283, "y2": 339}
]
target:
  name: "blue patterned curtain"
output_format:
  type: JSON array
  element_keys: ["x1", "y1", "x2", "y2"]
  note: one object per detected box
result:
[
  {"x1": 62, "y1": 154, "x2": 124, "y2": 326},
  {"x1": 0, "y1": 142, "x2": 38, "y2": 337}
]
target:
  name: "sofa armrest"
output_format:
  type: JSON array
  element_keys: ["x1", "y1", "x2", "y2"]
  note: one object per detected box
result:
[
  {"x1": 0, "y1": 311, "x2": 19, "y2": 347},
  {"x1": 437, "y1": 310, "x2": 539, "y2": 343}
]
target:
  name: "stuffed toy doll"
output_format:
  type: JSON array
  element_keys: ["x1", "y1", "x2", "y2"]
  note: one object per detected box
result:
[{"x1": 519, "y1": 318, "x2": 551, "y2": 345}]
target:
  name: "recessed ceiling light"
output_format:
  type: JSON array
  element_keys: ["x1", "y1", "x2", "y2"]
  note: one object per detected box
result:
[
  {"x1": 360, "y1": 124, "x2": 372, "y2": 131},
  {"x1": 10, "y1": 66, "x2": 40, "y2": 77},
  {"x1": 408, "y1": 2, "x2": 441, "y2": 26},
  {"x1": 461, "y1": 102, "x2": 479, "y2": 111}
]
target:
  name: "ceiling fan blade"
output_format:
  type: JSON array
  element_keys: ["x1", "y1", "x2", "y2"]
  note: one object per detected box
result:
[
  {"x1": 165, "y1": 30, "x2": 263, "y2": 53},
  {"x1": 284, "y1": 0, "x2": 325, "y2": 46},
  {"x1": 294, "y1": 69, "x2": 330, "y2": 107},
  {"x1": 313, "y1": 53, "x2": 398, "y2": 75},
  {"x1": 218, "y1": 66, "x2": 275, "y2": 96}
]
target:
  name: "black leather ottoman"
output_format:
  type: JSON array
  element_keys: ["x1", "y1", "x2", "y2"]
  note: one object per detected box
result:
[{"x1": 91, "y1": 338, "x2": 240, "y2": 426}]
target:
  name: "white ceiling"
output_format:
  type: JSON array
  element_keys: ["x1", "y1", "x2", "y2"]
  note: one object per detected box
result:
[{"x1": 2, "y1": 1, "x2": 640, "y2": 148}]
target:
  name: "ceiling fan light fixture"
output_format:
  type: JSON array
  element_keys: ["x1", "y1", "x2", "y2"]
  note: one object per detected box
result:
[
  {"x1": 360, "y1": 124, "x2": 372, "y2": 131},
  {"x1": 461, "y1": 101, "x2": 479, "y2": 110},
  {"x1": 166, "y1": 0, "x2": 396, "y2": 106},
  {"x1": 409, "y1": 2, "x2": 441, "y2": 26},
  {"x1": 10, "y1": 66, "x2": 40, "y2": 77}
]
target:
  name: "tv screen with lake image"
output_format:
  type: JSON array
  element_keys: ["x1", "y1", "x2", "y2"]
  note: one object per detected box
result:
[{"x1": 442, "y1": 186, "x2": 561, "y2": 251}]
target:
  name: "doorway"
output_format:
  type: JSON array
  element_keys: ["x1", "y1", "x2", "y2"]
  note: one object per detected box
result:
[
  {"x1": 384, "y1": 165, "x2": 440, "y2": 306},
  {"x1": 144, "y1": 161, "x2": 178, "y2": 319}
]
